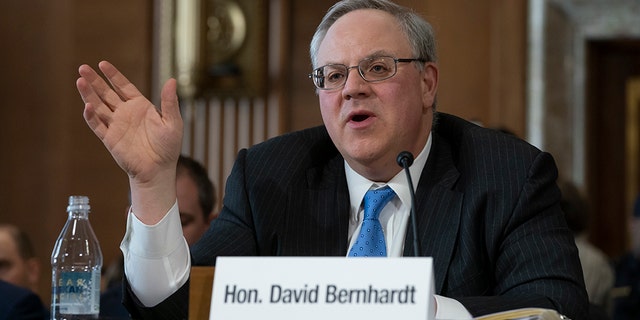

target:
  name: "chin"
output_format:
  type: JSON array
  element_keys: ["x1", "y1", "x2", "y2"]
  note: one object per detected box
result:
[{"x1": 345, "y1": 147, "x2": 386, "y2": 166}]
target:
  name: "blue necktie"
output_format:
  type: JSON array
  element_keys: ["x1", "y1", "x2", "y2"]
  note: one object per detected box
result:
[{"x1": 348, "y1": 186, "x2": 396, "y2": 257}]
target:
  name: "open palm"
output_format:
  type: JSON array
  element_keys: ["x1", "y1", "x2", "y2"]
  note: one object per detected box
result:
[{"x1": 76, "y1": 61, "x2": 183, "y2": 185}]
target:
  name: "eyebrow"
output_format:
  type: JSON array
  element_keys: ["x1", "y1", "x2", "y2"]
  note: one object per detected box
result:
[
  {"x1": 319, "y1": 50, "x2": 397, "y2": 67},
  {"x1": 367, "y1": 50, "x2": 394, "y2": 59}
]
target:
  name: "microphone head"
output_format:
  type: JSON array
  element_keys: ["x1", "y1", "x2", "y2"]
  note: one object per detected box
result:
[{"x1": 396, "y1": 151, "x2": 414, "y2": 168}]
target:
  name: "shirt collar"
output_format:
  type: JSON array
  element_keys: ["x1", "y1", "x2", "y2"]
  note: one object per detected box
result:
[{"x1": 345, "y1": 133, "x2": 432, "y2": 212}]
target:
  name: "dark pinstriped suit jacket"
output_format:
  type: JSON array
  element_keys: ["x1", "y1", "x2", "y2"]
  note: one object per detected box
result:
[{"x1": 124, "y1": 113, "x2": 588, "y2": 319}]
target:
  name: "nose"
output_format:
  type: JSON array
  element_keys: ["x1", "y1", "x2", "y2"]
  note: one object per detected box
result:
[{"x1": 342, "y1": 67, "x2": 370, "y2": 99}]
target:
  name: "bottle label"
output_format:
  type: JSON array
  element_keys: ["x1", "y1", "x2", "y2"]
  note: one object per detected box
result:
[{"x1": 52, "y1": 271, "x2": 100, "y2": 314}]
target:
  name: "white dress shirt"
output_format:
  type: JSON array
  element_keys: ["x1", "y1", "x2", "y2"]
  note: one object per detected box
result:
[
  {"x1": 121, "y1": 132, "x2": 471, "y2": 319},
  {"x1": 345, "y1": 134, "x2": 471, "y2": 319}
]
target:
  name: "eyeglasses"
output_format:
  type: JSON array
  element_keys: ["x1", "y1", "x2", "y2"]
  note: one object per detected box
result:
[{"x1": 309, "y1": 56, "x2": 425, "y2": 90}]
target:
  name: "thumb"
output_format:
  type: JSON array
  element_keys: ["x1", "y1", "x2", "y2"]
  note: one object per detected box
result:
[{"x1": 160, "y1": 78, "x2": 181, "y2": 123}]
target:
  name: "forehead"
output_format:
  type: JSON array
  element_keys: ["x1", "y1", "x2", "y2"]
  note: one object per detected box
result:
[
  {"x1": 0, "y1": 230, "x2": 18, "y2": 255},
  {"x1": 176, "y1": 173, "x2": 198, "y2": 194},
  {"x1": 317, "y1": 9, "x2": 412, "y2": 64}
]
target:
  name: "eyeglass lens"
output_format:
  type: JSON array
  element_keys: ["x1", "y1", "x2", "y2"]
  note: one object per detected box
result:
[{"x1": 312, "y1": 56, "x2": 399, "y2": 90}]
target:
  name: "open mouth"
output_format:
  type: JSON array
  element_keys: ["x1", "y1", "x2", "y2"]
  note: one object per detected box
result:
[{"x1": 351, "y1": 114, "x2": 370, "y2": 122}]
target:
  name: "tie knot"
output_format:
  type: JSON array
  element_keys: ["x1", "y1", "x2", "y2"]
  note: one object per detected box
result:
[{"x1": 363, "y1": 186, "x2": 396, "y2": 220}]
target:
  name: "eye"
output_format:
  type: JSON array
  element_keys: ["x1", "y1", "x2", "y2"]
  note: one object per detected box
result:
[
  {"x1": 326, "y1": 71, "x2": 345, "y2": 83},
  {"x1": 0, "y1": 259, "x2": 11, "y2": 275},
  {"x1": 367, "y1": 61, "x2": 391, "y2": 75},
  {"x1": 180, "y1": 213, "x2": 194, "y2": 227}
]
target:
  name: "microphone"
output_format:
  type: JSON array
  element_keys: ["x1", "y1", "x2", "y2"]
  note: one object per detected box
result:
[{"x1": 396, "y1": 151, "x2": 420, "y2": 257}]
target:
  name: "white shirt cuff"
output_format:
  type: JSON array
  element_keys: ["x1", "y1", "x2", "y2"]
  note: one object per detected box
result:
[{"x1": 120, "y1": 200, "x2": 191, "y2": 307}]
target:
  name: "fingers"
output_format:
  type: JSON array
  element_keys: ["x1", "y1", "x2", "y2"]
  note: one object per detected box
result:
[
  {"x1": 77, "y1": 76, "x2": 113, "y2": 130},
  {"x1": 77, "y1": 61, "x2": 183, "y2": 145},
  {"x1": 77, "y1": 64, "x2": 125, "y2": 111},
  {"x1": 98, "y1": 61, "x2": 144, "y2": 101},
  {"x1": 83, "y1": 101, "x2": 108, "y2": 140}
]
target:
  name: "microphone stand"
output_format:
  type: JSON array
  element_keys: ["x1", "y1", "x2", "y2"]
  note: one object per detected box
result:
[{"x1": 397, "y1": 151, "x2": 420, "y2": 257}]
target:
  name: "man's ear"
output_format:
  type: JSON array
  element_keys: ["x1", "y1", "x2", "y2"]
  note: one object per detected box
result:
[
  {"x1": 25, "y1": 257, "x2": 40, "y2": 291},
  {"x1": 207, "y1": 211, "x2": 219, "y2": 224},
  {"x1": 421, "y1": 62, "x2": 438, "y2": 110}
]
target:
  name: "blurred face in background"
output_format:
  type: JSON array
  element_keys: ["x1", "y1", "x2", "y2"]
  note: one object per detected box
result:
[
  {"x1": 0, "y1": 227, "x2": 40, "y2": 292},
  {"x1": 177, "y1": 172, "x2": 212, "y2": 246}
]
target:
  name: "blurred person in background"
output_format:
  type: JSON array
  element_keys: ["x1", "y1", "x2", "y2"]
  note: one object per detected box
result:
[
  {"x1": 559, "y1": 181, "x2": 614, "y2": 319},
  {"x1": 175, "y1": 154, "x2": 218, "y2": 245},
  {"x1": 612, "y1": 194, "x2": 640, "y2": 320},
  {"x1": 0, "y1": 224, "x2": 43, "y2": 294},
  {"x1": 0, "y1": 224, "x2": 49, "y2": 319}
]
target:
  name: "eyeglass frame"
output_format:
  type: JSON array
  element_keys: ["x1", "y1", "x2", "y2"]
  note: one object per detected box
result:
[{"x1": 308, "y1": 56, "x2": 427, "y2": 90}]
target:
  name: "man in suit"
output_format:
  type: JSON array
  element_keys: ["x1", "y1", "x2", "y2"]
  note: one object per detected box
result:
[{"x1": 75, "y1": 0, "x2": 588, "y2": 319}]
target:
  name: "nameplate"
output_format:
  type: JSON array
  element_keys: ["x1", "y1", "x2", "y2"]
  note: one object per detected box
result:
[{"x1": 209, "y1": 257, "x2": 434, "y2": 320}]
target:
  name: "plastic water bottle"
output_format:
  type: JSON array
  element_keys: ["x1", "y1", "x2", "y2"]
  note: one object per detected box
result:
[{"x1": 51, "y1": 195, "x2": 103, "y2": 319}]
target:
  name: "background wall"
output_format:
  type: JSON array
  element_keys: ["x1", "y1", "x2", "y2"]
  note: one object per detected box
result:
[{"x1": 0, "y1": 0, "x2": 153, "y2": 304}]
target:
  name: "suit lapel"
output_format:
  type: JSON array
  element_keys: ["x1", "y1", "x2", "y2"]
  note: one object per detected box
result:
[
  {"x1": 403, "y1": 132, "x2": 463, "y2": 293},
  {"x1": 282, "y1": 148, "x2": 350, "y2": 256}
]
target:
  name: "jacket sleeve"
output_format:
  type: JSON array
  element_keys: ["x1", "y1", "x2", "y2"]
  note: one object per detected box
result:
[
  {"x1": 457, "y1": 152, "x2": 589, "y2": 319},
  {"x1": 122, "y1": 274, "x2": 190, "y2": 320}
]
